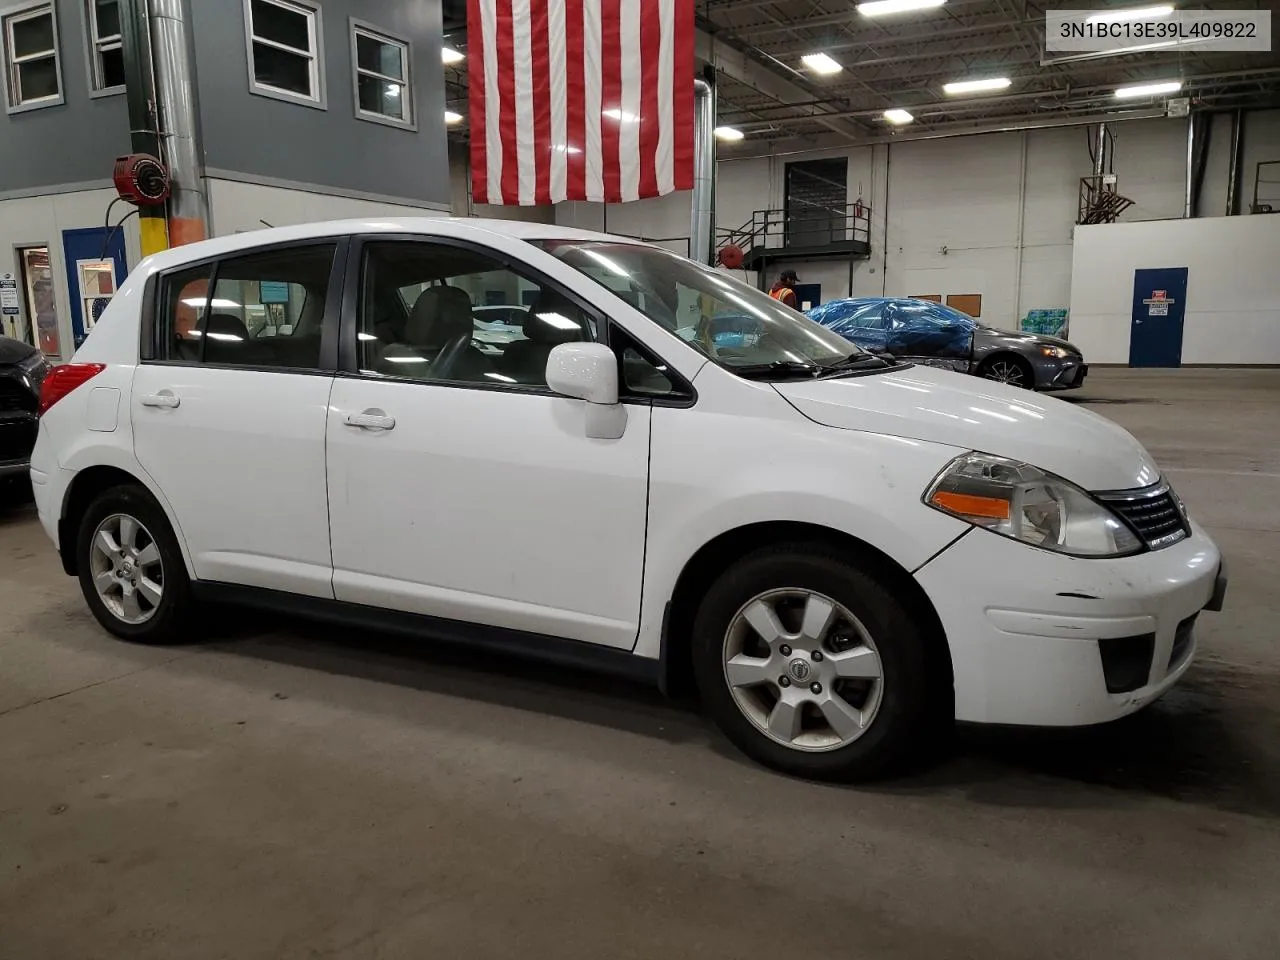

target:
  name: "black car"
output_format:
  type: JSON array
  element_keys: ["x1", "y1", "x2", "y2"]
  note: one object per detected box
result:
[
  {"x1": 806, "y1": 297, "x2": 1088, "y2": 391},
  {"x1": 0, "y1": 335, "x2": 48, "y2": 494}
]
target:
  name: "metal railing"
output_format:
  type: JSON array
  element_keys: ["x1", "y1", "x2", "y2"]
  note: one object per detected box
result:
[{"x1": 716, "y1": 203, "x2": 872, "y2": 256}]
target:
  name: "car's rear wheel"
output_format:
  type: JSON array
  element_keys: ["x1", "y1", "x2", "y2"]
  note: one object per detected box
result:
[
  {"x1": 978, "y1": 355, "x2": 1033, "y2": 389},
  {"x1": 76, "y1": 484, "x2": 194, "y2": 644},
  {"x1": 691, "y1": 545, "x2": 943, "y2": 781}
]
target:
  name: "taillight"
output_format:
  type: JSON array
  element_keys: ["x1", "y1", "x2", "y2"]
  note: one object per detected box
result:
[{"x1": 38, "y1": 363, "x2": 106, "y2": 416}]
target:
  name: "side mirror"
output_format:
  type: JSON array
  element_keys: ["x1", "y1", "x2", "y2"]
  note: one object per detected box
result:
[
  {"x1": 546, "y1": 342, "x2": 619, "y2": 405},
  {"x1": 546, "y1": 342, "x2": 628, "y2": 440}
]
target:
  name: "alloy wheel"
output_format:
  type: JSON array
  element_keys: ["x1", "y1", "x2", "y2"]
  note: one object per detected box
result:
[
  {"x1": 89, "y1": 513, "x2": 164, "y2": 625},
  {"x1": 983, "y1": 360, "x2": 1028, "y2": 387},
  {"x1": 722, "y1": 588, "x2": 884, "y2": 752}
]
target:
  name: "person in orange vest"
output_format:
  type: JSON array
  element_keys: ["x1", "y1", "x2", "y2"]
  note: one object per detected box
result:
[{"x1": 768, "y1": 269, "x2": 800, "y2": 308}]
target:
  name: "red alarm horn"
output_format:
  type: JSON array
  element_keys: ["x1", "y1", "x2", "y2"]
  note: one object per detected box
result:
[
  {"x1": 113, "y1": 154, "x2": 171, "y2": 206},
  {"x1": 717, "y1": 243, "x2": 745, "y2": 269}
]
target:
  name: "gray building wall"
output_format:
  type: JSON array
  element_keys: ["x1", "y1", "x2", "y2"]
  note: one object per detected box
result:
[
  {"x1": 191, "y1": 0, "x2": 450, "y2": 207},
  {"x1": 0, "y1": 0, "x2": 131, "y2": 195}
]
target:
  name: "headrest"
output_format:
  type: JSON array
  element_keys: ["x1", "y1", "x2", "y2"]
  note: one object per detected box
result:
[
  {"x1": 204, "y1": 313, "x2": 250, "y2": 342},
  {"x1": 407, "y1": 286, "x2": 475, "y2": 349},
  {"x1": 523, "y1": 290, "x2": 585, "y2": 344}
]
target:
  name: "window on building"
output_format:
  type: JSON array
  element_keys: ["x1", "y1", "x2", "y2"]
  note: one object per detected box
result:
[
  {"x1": 358, "y1": 241, "x2": 595, "y2": 388},
  {"x1": 351, "y1": 23, "x2": 411, "y2": 127},
  {"x1": 156, "y1": 244, "x2": 336, "y2": 369},
  {"x1": 244, "y1": 0, "x2": 323, "y2": 106},
  {"x1": 2, "y1": 2, "x2": 63, "y2": 112},
  {"x1": 85, "y1": 0, "x2": 124, "y2": 92}
]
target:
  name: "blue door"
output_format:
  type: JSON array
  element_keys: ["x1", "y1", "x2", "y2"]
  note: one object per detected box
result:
[
  {"x1": 1129, "y1": 267, "x2": 1188, "y2": 368},
  {"x1": 792, "y1": 283, "x2": 822, "y2": 310},
  {"x1": 61, "y1": 227, "x2": 129, "y2": 349}
]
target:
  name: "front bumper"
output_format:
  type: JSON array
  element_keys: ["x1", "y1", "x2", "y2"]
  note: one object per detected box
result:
[
  {"x1": 917, "y1": 521, "x2": 1222, "y2": 726},
  {"x1": 1036, "y1": 358, "x2": 1088, "y2": 390}
]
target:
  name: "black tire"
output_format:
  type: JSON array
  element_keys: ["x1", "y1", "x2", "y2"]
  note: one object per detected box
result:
[
  {"x1": 75, "y1": 484, "x2": 195, "y2": 644},
  {"x1": 691, "y1": 544, "x2": 944, "y2": 782},
  {"x1": 978, "y1": 354, "x2": 1035, "y2": 389}
]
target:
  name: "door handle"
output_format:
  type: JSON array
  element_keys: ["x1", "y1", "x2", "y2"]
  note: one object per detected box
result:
[
  {"x1": 140, "y1": 392, "x2": 181, "y2": 409},
  {"x1": 344, "y1": 410, "x2": 396, "y2": 431}
]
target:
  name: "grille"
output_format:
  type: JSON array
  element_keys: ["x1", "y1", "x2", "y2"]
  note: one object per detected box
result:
[
  {"x1": 1098, "y1": 484, "x2": 1188, "y2": 549},
  {"x1": 0, "y1": 377, "x2": 35, "y2": 413}
]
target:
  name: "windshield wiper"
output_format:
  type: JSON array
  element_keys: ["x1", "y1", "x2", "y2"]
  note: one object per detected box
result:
[
  {"x1": 730, "y1": 360, "x2": 824, "y2": 380},
  {"x1": 818, "y1": 354, "x2": 892, "y2": 375}
]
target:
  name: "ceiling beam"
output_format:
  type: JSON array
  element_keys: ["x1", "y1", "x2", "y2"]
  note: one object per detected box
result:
[{"x1": 695, "y1": 26, "x2": 866, "y2": 141}]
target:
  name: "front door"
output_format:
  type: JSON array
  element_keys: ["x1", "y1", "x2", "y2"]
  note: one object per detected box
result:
[
  {"x1": 131, "y1": 240, "x2": 343, "y2": 597},
  {"x1": 1129, "y1": 267, "x2": 1188, "y2": 368},
  {"x1": 325, "y1": 238, "x2": 651, "y2": 649},
  {"x1": 61, "y1": 227, "x2": 128, "y2": 350},
  {"x1": 792, "y1": 283, "x2": 822, "y2": 311}
]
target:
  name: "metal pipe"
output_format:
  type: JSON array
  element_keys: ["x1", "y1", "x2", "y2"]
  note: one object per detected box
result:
[
  {"x1": 1094, "y1": 122, "x2": 1107, "y2": 177},
  {"x1": 1184, "y1": 113, "x2": 1196, "y2": 218},
  {"x1": 149, "y1": 0, "x2": 210, "y2": 245},
  {"x1": 1226, "y1": 108, "x2": 1245, "y2": 216},
  {"x1": 690, "y1": 78, "x2": 715, "y2": 265},
  {"x1": 1014, "y1": 131, "x2": 1028, "y2": 325}
]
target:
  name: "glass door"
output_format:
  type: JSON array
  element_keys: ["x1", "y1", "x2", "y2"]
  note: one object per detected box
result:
[{"x1": 16, "y1": 246, "x2": 62, "y2": 357}]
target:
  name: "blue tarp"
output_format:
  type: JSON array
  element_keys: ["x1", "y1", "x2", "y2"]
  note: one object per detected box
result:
[{"x1": 806, "y1": 297, "x2": 976, "y2": 360}]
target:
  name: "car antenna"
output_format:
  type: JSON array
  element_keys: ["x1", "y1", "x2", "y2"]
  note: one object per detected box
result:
[{"x1": 260, "y1": 219, "x2": 274, "y2": 228}]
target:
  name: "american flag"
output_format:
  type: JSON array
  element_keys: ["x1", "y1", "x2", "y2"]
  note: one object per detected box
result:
[{"x1": 467, "y1": 0, "x2": 695, "y2": 206}]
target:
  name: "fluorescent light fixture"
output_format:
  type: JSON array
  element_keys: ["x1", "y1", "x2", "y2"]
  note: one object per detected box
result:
[
  {"x1": 942, "y1": 76, "x2": 1012, "y2": 95},
  {"x1": 1086, "y1": 4, "x2": 1173, "y2": 24},
  {"x1": 444, "y1": 110, "x2": 464, "y2": 124},
  {"x1": 1115, "y1": 80, "x2": 1182, "y2": 98},
  {"x1": 883, "y1": 108, "x2": 914, "y2": 125},
  {"x1": 801, "y1": 52, "x2": 842, "y2": 75},
  {"x1": 537, "y1": 312, "x2": 580, "y2": 331},
  {"x1": 602, "y1": 107, "x2": 639, "y2": 123},
  {"x1": 714, "y1": 126, "x2": 745, "y2": 141},
  {"x1": 441, "y1": 46, "x2": 465, "y2": 64},
  {"x1": 551, "y1": 143, "x2": 582, "y2": 154},
  {"x1": 384, "y1": 355, "x2": 429, "y2": 363},
  {"x1": 858, "y1": 0, "x2": 946, "y2": 16},
  {"x1": 357, "y1": 332, "x2": 377, "y2": 341},
  {"x1": 183, "y1": 297, "x2": 241, "y2": 309},
  {"x1": 485, "y1": 372, "x2": 517, "y2": 383},
  {"x1": 386, "y1": 84, "x2": 400, "y2": 97}
]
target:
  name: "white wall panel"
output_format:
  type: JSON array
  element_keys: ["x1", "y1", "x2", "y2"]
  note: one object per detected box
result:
[
  {"x1": 1070, "y1": 215, "x2": 1280, "y2": 365},
  {"x1": 206, "y1": 180, "x2": 448, "y2": 237}
]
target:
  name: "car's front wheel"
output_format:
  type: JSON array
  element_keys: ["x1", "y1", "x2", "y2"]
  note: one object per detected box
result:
[
  {"x1": 76, "y1": 484, "x2": 194, "y2": 644},
  {"x1": 691, "y1": 545, "x2": 943, "y2": 781},
  {"x1": 978, "y1": 355, "x2": 1034, "y2": 389}
]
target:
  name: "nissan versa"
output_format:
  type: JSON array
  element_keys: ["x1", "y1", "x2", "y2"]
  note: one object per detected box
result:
[{"x1": 30, "y1": 219, "x2": 1227, "y2": 780}]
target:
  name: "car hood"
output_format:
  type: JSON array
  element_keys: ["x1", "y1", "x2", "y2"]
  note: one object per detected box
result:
[
  {"x1": 774, "y1": 365, "x2": 1159, "y2": 492},
  {"x1": 0, "y1": 336, "x2": 38, "y2": 366}
]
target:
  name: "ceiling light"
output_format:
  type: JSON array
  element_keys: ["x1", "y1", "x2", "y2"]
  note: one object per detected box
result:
[
  {"x1": 537, "y1": 312, "x2": 580, "y2": 331},
  {"x1": 444, "y1": 110, "x2": 464, "y2": 124},
  {"x1": 551, "y1": 143, "x2": 582, "y2": 154},
  {"x1": 883, "y1": 108, "x2": 914, "y2": 125},
  {"x1": 386, "y1": 84, "x2": 400, "y2": 97},
  {"x1": 858, "y1": 0, "x2": 946, "y2": 16},
  {"x1": 1086, "y1": 4, "x2": 1174, "y2": 24},
  {"x1": 943, "y1": 76, "x2": 1012, "y2": 95},
  {"x1": 1115, "y1": 80, "x2": 1182, "y2": 98},
  {"x1": 602, "y1": 107, "x2": 639, "y2": 123},
  {"x1": 801, "y1": 53, "x2": 843, "y2": 75},
  {"x1": 714, "y1": 126, "x2": 745, "y2": 141},
  {"x1": 441, "y1": 46, "x2": 464, "y2": 65},
  {"x1": 183, "y1": 297, "x2": 241, "y2": 309}
]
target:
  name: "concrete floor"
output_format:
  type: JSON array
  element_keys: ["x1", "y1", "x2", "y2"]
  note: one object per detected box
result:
[{"x1": 2, "y1": 368, "x2": 1279, "y2": 959}]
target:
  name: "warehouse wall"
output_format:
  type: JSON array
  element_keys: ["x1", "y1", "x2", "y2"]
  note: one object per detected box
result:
[
  {"x1": 1070, "y1": 215, "x2": 1280, "y2": 365},
  {"x1": 206, "y1": 180, "x2": 449, "y2": 236},
  {"x1": 535, "y1": 111, "x2": 1280, "y2": 332},
  {"x1": 0, "y1": 187, "x2": 142, "y2": 360}
]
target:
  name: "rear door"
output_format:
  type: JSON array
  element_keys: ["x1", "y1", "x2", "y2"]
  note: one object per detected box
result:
[{"x1": 131, "y1": 239, "x2": 346, "y2": 597}]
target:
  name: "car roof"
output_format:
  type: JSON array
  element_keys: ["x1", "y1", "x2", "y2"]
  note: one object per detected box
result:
[{"x1": 135, "y1": 217, "x2": 634, "y2": 275}]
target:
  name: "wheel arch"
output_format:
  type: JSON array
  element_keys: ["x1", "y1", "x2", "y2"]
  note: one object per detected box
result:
[
  {"x1": 659, "y1": 520, "x2": 954, "y2": 704},
  {"x1": 58, "y1": 464, "x2": 192, "y2": 578},
  {"x1": 976, "y1": 350, "x2": 1035, "y2": 385}
]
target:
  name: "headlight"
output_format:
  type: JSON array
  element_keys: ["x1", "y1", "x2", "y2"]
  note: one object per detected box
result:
[
  {"x1": 1039, "y1": 345, "x2": 1069, "y2": 359},
  {"x1": 925, "y1": 453, "x2": 1142, "y2": 557}
]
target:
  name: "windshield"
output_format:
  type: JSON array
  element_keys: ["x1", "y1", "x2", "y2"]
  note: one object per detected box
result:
[{"x1": 535, "y1": 240, "x2": 877, "y2": 377}]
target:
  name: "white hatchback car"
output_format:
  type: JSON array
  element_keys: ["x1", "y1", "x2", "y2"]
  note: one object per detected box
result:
[{"x1": 31, "y1": 218, "x2": 1227, "y2": 780}]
